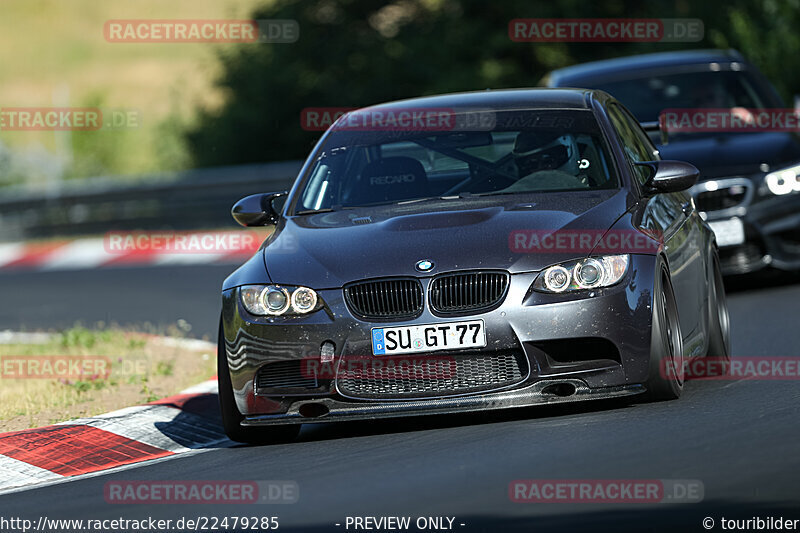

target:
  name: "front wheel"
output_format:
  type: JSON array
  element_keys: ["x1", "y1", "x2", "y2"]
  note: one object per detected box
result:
[
  {"x1": 218, "y1": 320, "x2": 301, "y2": 444},
  {"x1": 642, "y1": 265, "x2": 684, "y2": 401}
]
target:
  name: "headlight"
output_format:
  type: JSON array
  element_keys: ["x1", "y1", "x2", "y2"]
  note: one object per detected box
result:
[
  {"x1": 765, "y1": 164, "x2": 800, "y2": 195},
  {"x1": 533, "y1": 255, "x2": 629, "y2": 293},
  {"x1": 290, "y1": 287, "x2": 318, "y2": 313},
  {"x1": 240, "y1": 285, "x2": 322, "y2": 316}
]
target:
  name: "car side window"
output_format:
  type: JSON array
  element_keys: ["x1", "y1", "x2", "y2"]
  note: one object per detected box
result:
[
  {"x1": 608, "y1": 104, "x2": 658, "y2": 186},
  {"x1": 620, "y1": 106, "x2": 661, "y2": 163}
]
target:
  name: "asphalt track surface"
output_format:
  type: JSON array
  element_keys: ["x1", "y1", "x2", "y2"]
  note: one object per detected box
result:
[{"x1": 1, "y1": 265, "x2": 800, "y2": 532}]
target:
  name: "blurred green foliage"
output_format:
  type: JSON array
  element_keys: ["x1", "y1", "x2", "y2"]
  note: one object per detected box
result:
[{"x1": 185, "y1": 0, "x2": 800, "y2": 166}]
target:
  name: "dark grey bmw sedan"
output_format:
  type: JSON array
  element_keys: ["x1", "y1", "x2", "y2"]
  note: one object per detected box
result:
[{"x1": 218, "y1": 88, "x2": 730, "y2": 443}]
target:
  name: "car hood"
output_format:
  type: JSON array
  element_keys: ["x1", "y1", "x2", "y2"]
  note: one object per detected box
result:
[
  {"x1": 658, "y1": 132, "x2": 800, "y2": 178},
  {"x1": 262, "y1": 190, "x2": 631, "y2": 288}
]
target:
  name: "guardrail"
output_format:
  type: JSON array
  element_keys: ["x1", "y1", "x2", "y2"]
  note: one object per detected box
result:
[{"x1": 0, "y1": 161, "x2": 303, "y2": 242}]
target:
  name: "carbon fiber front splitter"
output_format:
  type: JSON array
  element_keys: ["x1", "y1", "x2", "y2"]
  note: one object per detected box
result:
[{"x1": 241, "y1": 379, "x2": 645, "y2": 426}]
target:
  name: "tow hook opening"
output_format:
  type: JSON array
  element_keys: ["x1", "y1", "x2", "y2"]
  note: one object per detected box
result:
[
  {"x1": 541, "y1": 382, "x2": 577, "y2": 397},
  {"x1": 298, "y1": 403, "x2": 330, "y2": 418}
]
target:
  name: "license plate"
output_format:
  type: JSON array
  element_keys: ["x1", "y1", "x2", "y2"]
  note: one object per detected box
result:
[
  {"x1": 372, "y1": 320, "x2": 486, "y2": 355},
  {"x1": 708, "y1": 218, "x2": 745, "y2": 247}
]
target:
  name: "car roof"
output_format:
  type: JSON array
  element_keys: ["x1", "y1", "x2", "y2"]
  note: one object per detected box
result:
[
  {"x1": 356, "y1": 88, "x2": 601, "y2": 113},
  {"x1": 544, "y1": 49, "x2": 747, "y2": 86}
]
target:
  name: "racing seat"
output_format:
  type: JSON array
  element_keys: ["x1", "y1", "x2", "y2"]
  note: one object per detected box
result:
[{"x1": 347, "y1": 156, "x2": 429, "y2": 206}]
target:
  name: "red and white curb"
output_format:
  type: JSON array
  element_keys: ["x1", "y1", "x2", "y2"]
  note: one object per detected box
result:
[
  {"x1": 0, "y1": 231, "x2": 264, "y2": 272},
  {"x1": 0, "y1": 378, "x2": 229, "y2": 494}
]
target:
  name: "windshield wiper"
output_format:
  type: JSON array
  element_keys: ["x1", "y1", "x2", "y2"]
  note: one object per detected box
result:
[
  {"x1": 295, "y1": 204, "x2": 349, "y2": 215},
  {"x1": 301, "y1": 196, "x2": 463, "y2": 213},
  {"x1": 472, "y1": 191, "x2": 531, "y2": 197},
  {"x1": 336, "y1": 197, "x2": 456, "y2": 209},
  {"x1": 396, "y1": 196, "x2": 459, "y2": 205},
  {"x1": 296, "y1": 208, "x2": 334, "y2": 215}
]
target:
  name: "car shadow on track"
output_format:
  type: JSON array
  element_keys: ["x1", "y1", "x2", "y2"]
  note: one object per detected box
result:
[
  {"x1": 724, "y1": 268, "x2": 800, "y2": 294},
  {"x1": 152, "y1": 393, "x2": 234, "y2": 449}
]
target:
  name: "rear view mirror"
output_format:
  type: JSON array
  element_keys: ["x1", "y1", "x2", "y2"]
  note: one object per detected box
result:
[
  {"x1": 431, "y1": 132, "x2": 493, "y2": 148},
  {"x1": 231, "y1": 192, "x2": 288, "y2": 227}
]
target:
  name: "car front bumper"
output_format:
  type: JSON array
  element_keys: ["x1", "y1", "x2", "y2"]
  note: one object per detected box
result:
[
  {"x1": 220, "y1": 254, "x2": 658, "y2": 424},
  {"x1": 241, "y1": 380, "x2": 644, "y2": 426},
  {"x1": 693, "y1": 178, "x2": 800, "y2": 275}
]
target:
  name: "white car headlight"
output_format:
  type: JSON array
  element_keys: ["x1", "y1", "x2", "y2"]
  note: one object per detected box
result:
[
  {"x1": 765, "y1": 164, "x2": 800, "y2": 195},
  {"x1": 240, "y1": 285, "x2": 322, "y2": 316},
  {"x1": 533, "y1": 255, "x2": 630, "y2": 293}
]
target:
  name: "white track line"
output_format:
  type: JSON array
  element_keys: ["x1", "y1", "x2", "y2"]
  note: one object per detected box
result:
[
  {"x1": 38, "y1": 239, "x2": 111, "y2": 271},
  {"x1": 0, "y1": 243, "x2": 25, "y2": 267},
  {"x1": 0, "y1": 455, "x2": 62, "y2": 488}
]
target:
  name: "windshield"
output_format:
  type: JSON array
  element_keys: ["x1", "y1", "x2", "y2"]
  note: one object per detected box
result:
[
  {"x1": 591, "y1": 70, "x2": 774, "y2": 123},
  {"x1": 295, "y1": 109, "x2": 618, "y2": 213}
]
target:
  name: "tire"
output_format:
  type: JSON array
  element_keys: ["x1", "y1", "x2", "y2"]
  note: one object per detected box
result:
[
  {"x1": 217, "y1": 320, "x2": 301, "y2": 444},
  {"x1": 642, "y1": 264, "x2": 684, "y2": 401},
  {"x1": 703, "y1": 251, "x2": 731, "y2": 375}
]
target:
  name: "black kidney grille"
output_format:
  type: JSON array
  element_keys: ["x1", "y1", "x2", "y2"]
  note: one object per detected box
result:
[
  {"x1": 695, "y1": 184, "x2": 748, "y2": 212},
  {"x1": 344, "y1": 278, "x2": 423, "y2": 319},
  {"x1": 429, "y1": 271, "x2": 509, "y2": 313}
]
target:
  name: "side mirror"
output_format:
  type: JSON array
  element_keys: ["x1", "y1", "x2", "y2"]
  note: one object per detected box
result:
[
  {"x1": 636, "y1": 160, "x2": 699, "y2": 194},
  {"x1": 231, "y1": 192, "x2": 287, "y2": 227}
]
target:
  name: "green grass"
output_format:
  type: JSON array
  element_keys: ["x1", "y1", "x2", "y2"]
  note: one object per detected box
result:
[
  {"x1": 0, "y1": 0, "x2": 268, "y2": 179},
  {"x1": 0, "y1": 326, "x2": 216, "y2": 431}
]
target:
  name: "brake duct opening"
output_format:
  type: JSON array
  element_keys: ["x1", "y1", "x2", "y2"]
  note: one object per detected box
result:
[
  {"x1": 298, "y1": 403, "x2": 330, "y2": 418},
  {"x1": 541, "y1": 382, "x2": 577, "y2": 397}
]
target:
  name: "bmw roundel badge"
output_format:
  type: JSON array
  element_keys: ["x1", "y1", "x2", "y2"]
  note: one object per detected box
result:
[{"x1": 415, "y1": 260, "x2": 434, "y2": 272}]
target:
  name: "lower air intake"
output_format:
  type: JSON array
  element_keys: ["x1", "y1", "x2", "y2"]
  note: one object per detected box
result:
[
  {"x1": 255, "y1": 361, "x2": 319, "y2": 394},
  {"x1": 335, "y1": 351, "x2": 526, "y2": 399}
]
